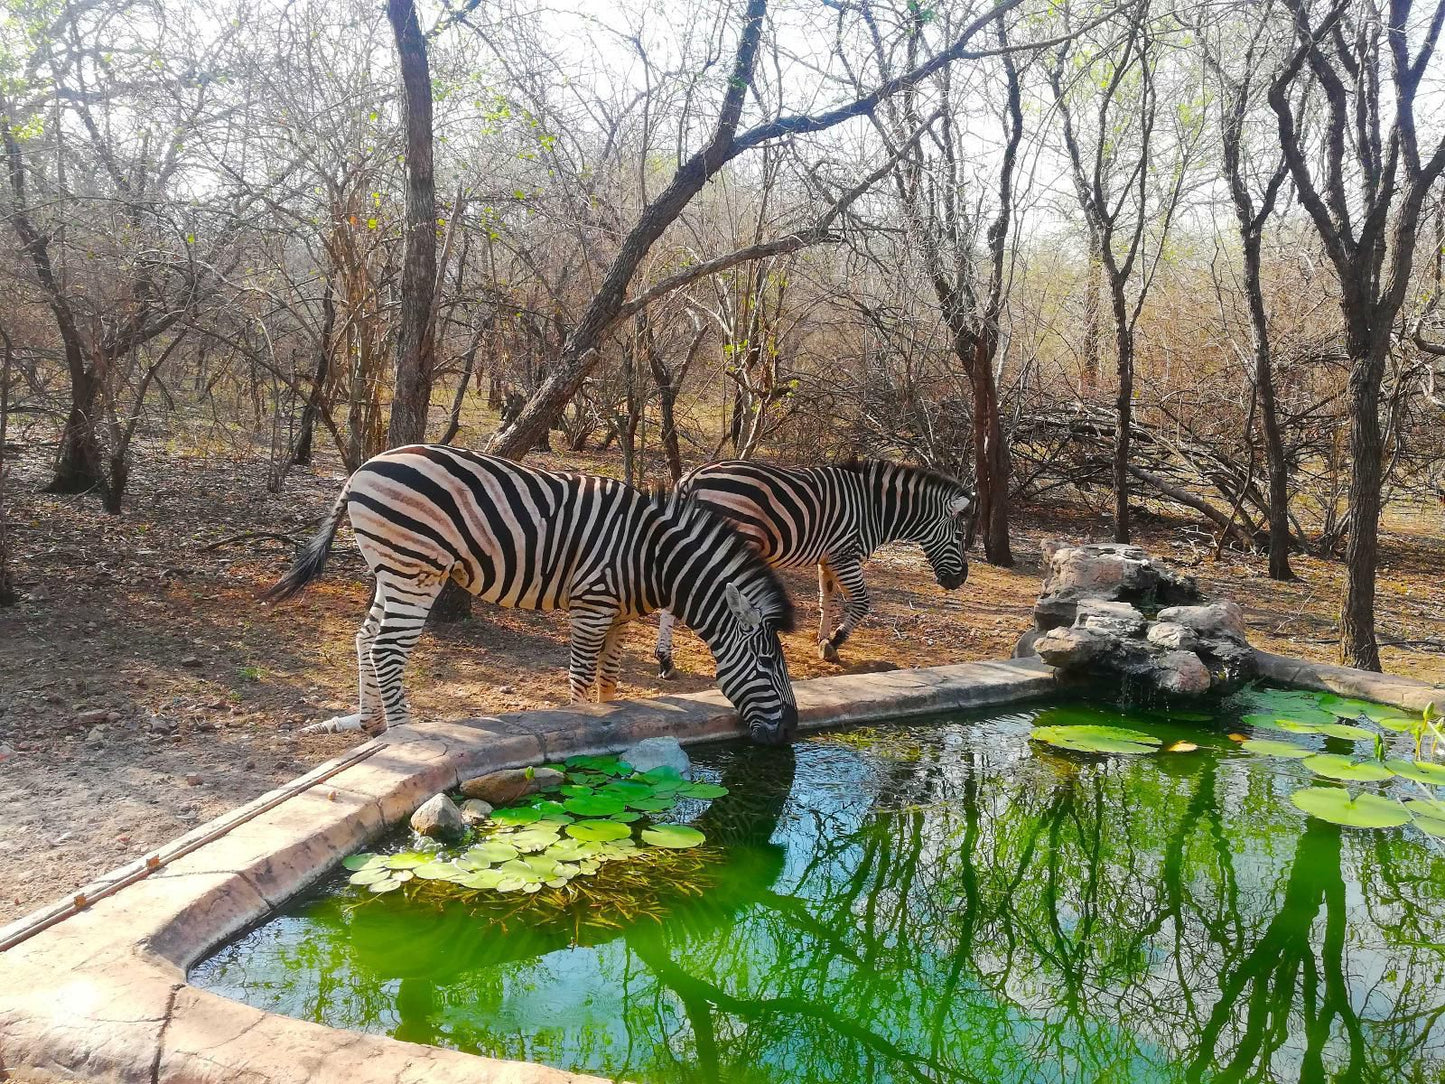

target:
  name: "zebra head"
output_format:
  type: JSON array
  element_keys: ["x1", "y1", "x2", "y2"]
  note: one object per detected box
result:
[
  {"x1": 717, "y1": 581, "x2": 799, "y2": 746},
  {"x1": 912, "y1": 477, "x2": 973, "y2": 591}
]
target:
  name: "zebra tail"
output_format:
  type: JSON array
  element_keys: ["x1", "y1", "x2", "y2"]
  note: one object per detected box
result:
[{"x1": 260, "y1": 487, "x2": 349, "y2": 604}]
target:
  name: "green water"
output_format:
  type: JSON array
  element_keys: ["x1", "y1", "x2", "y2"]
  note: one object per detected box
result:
[{"x1": 191, "y1": 693, "x2": 1445, "y2": 1083}]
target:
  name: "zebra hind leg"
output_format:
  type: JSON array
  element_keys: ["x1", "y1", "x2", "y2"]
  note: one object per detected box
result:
[
  {"x1": 368, "y1": 574, "x2": 446, "y2": 731},
  {"x1": 817, "y1": 562, "x2": 841, "y2": 662},
  {"x1": 655, "y1": 609, "x2": 678, "y2": 679},
  {"x1": 821, "y1": 557, "x2": 869, "y2": 664},
  {"x1": 303, "y1": 585, "x2": 387, "y2": 735}
]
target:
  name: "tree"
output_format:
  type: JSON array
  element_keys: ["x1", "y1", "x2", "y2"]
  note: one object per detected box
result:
[
  {"x1": 1197, "y1": 7, "x2": 1295, "y2": 579},
  {"x1": 1267, "y1": 0, "x2": 1445, "y2": 669}
]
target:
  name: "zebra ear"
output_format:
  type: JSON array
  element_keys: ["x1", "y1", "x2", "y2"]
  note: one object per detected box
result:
[
  {"x1": 947, "y1": 495, "x2": 971, "y2": 515},
  {"x1": 724, "y1": 582, "x2": 763, "y2": 631}
]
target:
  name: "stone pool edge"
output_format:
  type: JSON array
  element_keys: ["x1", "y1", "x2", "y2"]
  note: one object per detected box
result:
[{"x1": 0, "y1": 657, "x2": 1057, "y2": 1084}]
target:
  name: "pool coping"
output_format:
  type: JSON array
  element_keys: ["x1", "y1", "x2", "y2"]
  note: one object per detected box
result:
[{"x1": 1, "y1": 651, "x2": 1438, "y2": 1083}]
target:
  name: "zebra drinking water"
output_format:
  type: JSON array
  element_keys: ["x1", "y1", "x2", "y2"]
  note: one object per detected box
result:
[
  {"x1": 264, "y1": 446, "x2": 799, "y2": 745},
  {"x1": 655, "y1": 459, "x2": 972, "y2": 676}
]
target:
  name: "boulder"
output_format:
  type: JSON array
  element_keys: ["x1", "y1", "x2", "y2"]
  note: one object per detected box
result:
[
  {"x1": 622, "y1": 736, "x2": 691, "y2": 777},
  {"x1": 1035, "y1": 626, "x2": 1111, "y2": 668},
  {"x1": 1154, "y1": 650, "x2": 1213, "y2": 696},
  {"x1": 1033, "y1": 542, "x2": 1200, "y2": 631},
  {"x1": 1146, "y1": 621, "x2": 1200, "y2": 651},
  {"x1": 459, "y1": 798, "x2": 493, "y2": 826},
  {"x1": 459, "y1": 766, "x2": 563, "y2": 804},
  {"x1": 1156, "y1": 601, "x2": 1247, "y2": 643},
  {"x1": 1075, "y1": 599, "x2": 1147, "y2": 638},
  {"x1": 410, "y1": 793, "x2": 467, "y2": 841}
]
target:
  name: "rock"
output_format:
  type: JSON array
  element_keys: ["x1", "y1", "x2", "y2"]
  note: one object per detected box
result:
[
  {"x1": 459, "y1": 798, "x2": 493, "y2": 826},
  {"x1": 1146, "y1": 621, "x2": 1200, "y2": 651},
  {"x1": 181, "y1": 656, "x2": 202, "y2": 668},
  {"x1": 74, "y1": 708, "x2": 110, "y2": 728},
  {"x1": 183, "y1": 773, "x2": 203, "y2": 786},
  {"x1": 497, "y1": 684, "x2": 516, "y2": 695},
  {"x1": 84, "y1": 726, "x2": 106, "y2": 747},
  {"x1": 1035, "y1": 626, "x2": 1111, "y2": 668},
  {"x1": 1155, "y1": 651, "x2": 1213, "y2": 696},
  {"x1": 459, "y1": 766, "x2": 563, "y2": 804},
  {"x1": 410, "y1": 793, "x2": 467, "y2": 841},
  {"x1": 1033, "y1": 542, "x2": 1200, "y2": 630},
  {"x1": 621, "y1": 736, "x2": 692, "y2": 777},
  {"x1": 1156, "y1": 601, "x2": 1247, "y2": 643},
  {"x1": 1075, "y1": 600, "x2": 1147, "y2": 638},
  {"x1": 0, "y1": 743, "x2": 14, "y2": 764}
]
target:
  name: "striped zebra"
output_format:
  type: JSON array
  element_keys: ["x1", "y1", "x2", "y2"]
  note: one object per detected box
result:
[
  {"x1": 655, "y1": 460, "x2": 972, "y2": 676},
  {"x1": 264, "y1": 446, "x2": 799, "y2": 745}
]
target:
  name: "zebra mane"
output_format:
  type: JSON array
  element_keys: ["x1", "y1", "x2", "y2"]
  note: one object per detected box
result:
[
  {"x1": 835, "y1": 457, "x2": 971, "y2": 496},
  {"x1": 650, "y1": 487, "x2": 796, "y2": 633}
]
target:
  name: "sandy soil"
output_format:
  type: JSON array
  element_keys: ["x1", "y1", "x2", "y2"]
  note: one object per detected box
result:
[{"x1": 2, "y1": 442, "x2": 1443, "y2": 925}]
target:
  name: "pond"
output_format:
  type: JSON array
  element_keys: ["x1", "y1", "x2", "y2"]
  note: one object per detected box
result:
[{"x1": 191, "y1": 689, "x2": 1445, "y2": 1083}]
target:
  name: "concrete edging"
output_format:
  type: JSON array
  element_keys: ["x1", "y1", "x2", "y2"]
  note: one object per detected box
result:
[{"x1": 0, "y1": 657, "x2": 1055, "y2": 1084}]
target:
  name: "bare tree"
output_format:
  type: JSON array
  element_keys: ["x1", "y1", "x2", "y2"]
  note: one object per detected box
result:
[{"x1": 1267, "y1": 0, "x2": 1445, "y2": 669}]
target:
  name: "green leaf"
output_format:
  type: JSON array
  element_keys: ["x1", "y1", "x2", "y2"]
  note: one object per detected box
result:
[
  {"x1": 1248, "y1": 717, "x2": 1325, "y2": 734},
  {"x1": 599, "y1": 780, "x2": 655, "y2": 802},
  {"x1": 1385, "y1": 759, "x2": 1445, "y2": 785},
  {"x1": 1289, "y1": 786, "x2": 1410, "y2": 828},
  {"x1": 626, "y1": 797, "x2": 676, "y2": 812},
  {"x1": 1318, "y1": 694, "x2": 1408, "y2": 722},
  {"x1": 1030, "y1": 724, "x2": 1163, "y2": 755},
  {"x1": 559, "y1": 784, "x2": 597, "y2": 798},
  {"x1": 1412, "y1": 814, "x2": 1445, "y2": 837},
  {"x1": 1405, "y1": 797, "x2": 1445, "y2": 818},
  {"x1": 411, "y1": 861, "x2": 459, "y2": 880},
  {"x1": 640, "y1": 766, "x2": 686, "y2": 785},
  {"x1": 1316, "y1": 722, "x2": 1376, "y2": 741},
  {"x1": 342, "y1": 853, "x2": 385, "y2": 871},
  {"x1": 676, "y1": 782, "x2": 729, "y2": 799},
  {"x1": 641, "y1": 824, "x2": 706, "y2": 849},
  {"x1": 1241, "y1": 738, "x2": 1315, "y2": 759},
  {"x1": 563, "y1": 794, "x2": 627, "y2": 817},
  {"x1": 1301, "y1": 754, "x2": 1393, "y2": 782},
  {"x1": 463, "y1": 841, "x2": 519, "y2": 865},
  {"x1": 369, "y1": 876, "x2": 403, "y2": 893},
  {"x1": 566, "y1": 819, "x2": 632, "y2": 842},
  {"x1": 348, "y1": 867, "x2": 391, "y2": 886},
  {"x1": 384, "y1": 853, "x2": 431, "y2": 869},
  {"x1": 491, "y1": 805, "x2": 542, "y2": 825}
]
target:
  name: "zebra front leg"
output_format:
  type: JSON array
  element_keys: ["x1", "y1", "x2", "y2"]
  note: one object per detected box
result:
[
  {"x1": 817, "y1": 561, "x2": 841, "y2": 661},
  {"x1": 368, "y1": 575, "x2": 445, "y2": 732},
  {"x1": 568, "y1": 608, "x2": 617, "y2": 703},
  {"x1": 821, "y1": 557, "x2": 870, "y2": 664},
  {"x1": 595, "y1": 619, "x2": 629, "y2": 702},
  {"x1": 303, "y1": 585, "x2": 387, "y2": 735},
  {"x1": 655, "y1": 609, "x2": 678, "y2": 678}
]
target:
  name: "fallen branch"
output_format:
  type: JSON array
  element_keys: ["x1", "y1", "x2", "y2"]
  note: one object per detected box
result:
[{"x1": 198, "y1": 531, "x2": 302, "y2": 552}]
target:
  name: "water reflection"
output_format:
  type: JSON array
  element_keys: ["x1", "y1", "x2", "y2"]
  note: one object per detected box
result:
[{"x1": 192, "y1": 709, "x2": 1445, "y2": 1084}]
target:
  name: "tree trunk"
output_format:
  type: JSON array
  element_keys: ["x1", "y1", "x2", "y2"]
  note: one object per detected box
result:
[
  {"x1": 46, "y1": 363, "x2": 106, "y2": 496},
  {"x1": 1241, "y1": 233, "x2": 1293, "y2": 580},
  {"x1": 1082, "y1": 231, "x2": 1102, "y2": 394},
  {"x1": 294, "y1": 282, "x2": 335, "y2": 467},
  {"x1": 385, "y1": 0, "x2": 438, "y2": 448},
  {"x1": 0, "y1": 323, "x2": 16, "y2": 606},
  {"x1": 1339, "y1": 324, "x2": 1385, "y2": 672},
  {"x1": 1109, "y1": 285, "x2": 1133, "y2": 543},
  {"x1": 968, "y1": 333, "x2": 1013, "y2": 566}
]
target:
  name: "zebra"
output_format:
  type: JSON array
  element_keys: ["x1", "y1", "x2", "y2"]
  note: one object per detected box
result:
[
  {"x1": 264, "y1": 446, "x2": 799, "y2": 745},
  {"x1": 654, "y1": 459, "x2": 972, "y2": 677}
]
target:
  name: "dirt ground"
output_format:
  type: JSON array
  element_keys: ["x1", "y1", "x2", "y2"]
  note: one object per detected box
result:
[{"x1": 2, "y1": 441, "x2": 1444, "y2": 926}]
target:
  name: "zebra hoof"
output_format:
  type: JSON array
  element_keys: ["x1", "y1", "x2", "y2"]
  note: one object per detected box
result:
[
  {"x1": 656, "y1": 654, "x2": 676, "y2": 680},
  {"x1": 301, "y1": 713, "x2": 385, "y2": 736},
  {"x1": 819, "y1": 641, "x2": 840, "y2": 664}
]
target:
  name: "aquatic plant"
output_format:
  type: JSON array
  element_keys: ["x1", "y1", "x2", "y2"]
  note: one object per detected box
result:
[{"x1": 342, "y1": 753, "x2": 728, "y2": 899}]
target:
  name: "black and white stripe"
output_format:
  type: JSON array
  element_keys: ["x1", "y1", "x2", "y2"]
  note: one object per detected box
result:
[
  {"x1": 265, "y1": 446, "x2": 798, "y2": 744},
  {"x1": 656, "y1": 459, "x2": 972, "y2": 674}
]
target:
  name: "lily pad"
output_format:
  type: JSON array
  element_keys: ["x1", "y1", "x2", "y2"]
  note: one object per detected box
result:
[
  {"x1": 559, "y1": 784, "x2": 596, "y2": 797},
  {"x1": 1248, "y1": 717, "x2": 1324, "y2": 735},
  {"x1": 1375, "y1": 716, "x2": 1420, "y2": 732},
  {"x1": 368, "y1": 876, "x2": 403, "y2": 893},
  {"x1": 342, "y1": 853, "x2": 387, "y2": 872},
  {"x1": 626, "y1": 797, "x2": 676, "y2": 813},
  {"x1": 566, "y1": 819, "x2": 632, "y2": 842},
  {"x1": 1301, "y1": 754, "x2": 1392, "y2": 782},
  {"x1": 1318, "y1": 694, "x2": 1408, "y2": 722},
  {"x1": 600, "y1": 780, "x2": 656, "y2": 802},
  {"x1": 1241, "y1": 738, "x2": 1315, "y2": 759},
  {"x1": 463, "y1": 841, "x2": 519, "y2": 865},
  {"x1": 1289, "y1": 786, "x2": 1410, "y2": 828},
  {"x1": 411, "y1": 861, "x2": 460, "y2": 880},
  {"x1": 505, "y1": 827, "x2": 563, "y2": 853},
  {"x1": 676, "y1": 782, "x2": 729, "y2": 799},
  {"x1": 1405, "y1": 797, "x2": 1445, "y2": 818},
  {"x1": 348, "y1": 867, "x2": 392, "y2": 886},
  {"x1": 565, "y1": 755, "x2": 633, "y2": 777},
  {"x1": 641, "y1": 824, "x2": 706, "y2": 849},
  {"x1": 1385, "y1": 759, "x2": 1445, "y2": 785},
  {"x1": 563, "y1": 794, "x2": 627, "y2": 817},
  {"x1": 383, "y1": 853, "x2": 431, "y2": 869},
  {"x1": 640, "y1": 766, "x2": 686, "y2": 786},
  {"x1": 490, "y1": 805, "x2": 543, "y2": 825},
  {"x1": 1412, "y1": 814, "x2": 1445, "y2": 837},
  {"x1": 608, "y1": 811, "x2": 643, "y2": 822},
  {"x1": 1315, "y1": 722, "x2": 1376, "y2": 742},
  {"x1": 1030, "y1": 725, "x2": 1163, "y2": 755}
]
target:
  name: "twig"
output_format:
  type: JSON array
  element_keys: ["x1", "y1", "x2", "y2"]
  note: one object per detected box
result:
[{"x1": 198, "y1": 531, "x2": 302, "y2": 552}]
